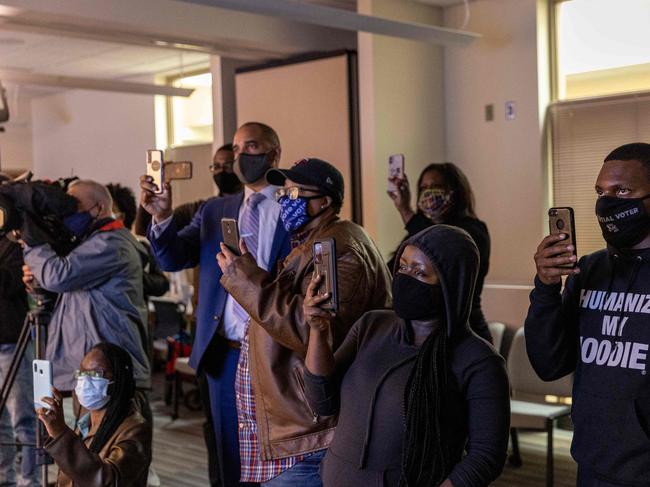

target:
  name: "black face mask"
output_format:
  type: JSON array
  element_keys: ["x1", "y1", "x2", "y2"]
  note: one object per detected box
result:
[
  {"x1": 392, "y1": 272, "x2": 445, "y2": 321},
  {"x1": 596, "y1": 194, "x2": 650, "y2": 249},
  {"x1": 234, "y1": 151, "x2": 274, "y2": 184},
  {"x1": 213, "y1": 172, "x2": 242, "y2": 195}
]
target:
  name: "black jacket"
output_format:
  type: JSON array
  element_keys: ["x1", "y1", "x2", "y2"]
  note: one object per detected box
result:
[
  {"x1": 526, "y1": 246, "x2": 650, "y2": 486},
  {"x1": 389, "y1": 212, "x2": 492, "y2": 343},
  {"x1": 0, "y1": 238, "x2": 28, "y2": 344},
  {"x1": 305, "y1": 225, "x2": 510, "y2": 487}
]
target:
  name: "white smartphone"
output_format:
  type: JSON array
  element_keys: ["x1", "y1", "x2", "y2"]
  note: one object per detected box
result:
[
  {"x1": 388, "y1": 154, "x2": 405, "y2": 192},
  {"x1": 146, "y1": 149, "x2": 164, "y2": 194},
  {"x1": 33, "y1": 360, "x2": 53, "y2": 410}
]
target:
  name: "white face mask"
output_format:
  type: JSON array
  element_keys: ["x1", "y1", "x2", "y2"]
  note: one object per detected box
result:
[{"x1": 75, "y1": 376, "x2": 111, "y2": 411}]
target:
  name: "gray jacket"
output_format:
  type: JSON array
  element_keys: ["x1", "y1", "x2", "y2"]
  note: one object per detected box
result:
[{"x1": 24, "y1": 225, "x2": 151, "y2": 391}]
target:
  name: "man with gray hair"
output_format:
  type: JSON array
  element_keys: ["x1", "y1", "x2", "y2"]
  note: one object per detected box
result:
[{"x1": 22, "y1": 179, "x2": 151, "y2": 401}]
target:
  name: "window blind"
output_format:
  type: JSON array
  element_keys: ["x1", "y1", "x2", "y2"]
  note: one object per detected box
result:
[{"x1": 550, "y1": 93, "x2": 650, "y2": 256}]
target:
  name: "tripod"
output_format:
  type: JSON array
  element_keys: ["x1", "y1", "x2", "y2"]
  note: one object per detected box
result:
[{"x1": 0, "y1": 289, "x2": 54, "y2": 486}]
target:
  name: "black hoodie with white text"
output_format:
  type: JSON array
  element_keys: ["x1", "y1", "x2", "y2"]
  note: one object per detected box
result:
[{"x1": 525, "y1": 246, "x2": 650, "y2": 486}]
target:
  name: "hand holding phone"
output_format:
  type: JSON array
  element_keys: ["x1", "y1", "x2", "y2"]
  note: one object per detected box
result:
[
  {"x1": 221, "y1": 218, "x2": 241, "y2": 256},
  {"x1": 33, "y1": 360, "x2": 53, "y2": 410},
  {"x1": 535, "y1": 207, "x2": 580, "y2": 285},
  {"x1": 313, "y1": 239, "x2": 338, "y2": 312},
  {"x1": 387, "y1": 154, "x2": 405, "y2": 193},
  {"x1": 548, "y1": 207, "x2": 577, "y2": 268},
  {"x1": 146, "y1": 150, "x2": 164, "y2": 194}
]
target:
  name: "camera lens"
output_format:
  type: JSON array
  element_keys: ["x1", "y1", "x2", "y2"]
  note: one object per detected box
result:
[{"x1": 556, "y1": 219, "x2": 565, "y2": 230}]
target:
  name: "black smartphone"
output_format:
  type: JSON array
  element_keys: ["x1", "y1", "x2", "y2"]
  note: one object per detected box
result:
[
  {"x1": 146, "y1": 149, "x2": 164, "y2": 194},
  {"x1": 165, "y1": 161, "x2": 193, "y2": 181},
  {"x1": 313, "y1": 238, "x2": 338, "y2": 312},
  {"x1": 548, "y1": 207, "x2": 577, "y2": 268},
  {"x1": 221, "y1": 218, "x2": 241, "y2": 256}
]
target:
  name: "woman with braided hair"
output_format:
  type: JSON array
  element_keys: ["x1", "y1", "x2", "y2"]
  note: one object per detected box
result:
[
  {"x1": 35, "y1": 342, "x2": 152, "y2": 486},
  {"x1": 302, "y1": 225, "x2": 510, "y2": 486}
]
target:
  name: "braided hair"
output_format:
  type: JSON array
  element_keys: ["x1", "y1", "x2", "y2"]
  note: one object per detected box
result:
[
  {"x1": 399, "y1": 327, "x2": 450, "y2": 487},
  {"x1": 88, "y1": 342, "x2": 136, "y2": 454}
]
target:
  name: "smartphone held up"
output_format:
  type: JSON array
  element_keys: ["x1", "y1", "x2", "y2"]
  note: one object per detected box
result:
[
  {"x1": 548, "y1": 207, "x2": 577, "y2": 268},
  {"x1": 387, "y1": 154, "x2": 405, "y2": 193},
  {"x1": 146, "y1": 149, "x2": 194, "y2": 193},
  {"x1": 221, "y1": 218, "x2": 241, "y2": 256},
  {"x1": 313, "y1": 238, "x2": 338, "y2": 313},
  {"x1": 33, "y1": 359, "x2": 53, "y2": 410}
]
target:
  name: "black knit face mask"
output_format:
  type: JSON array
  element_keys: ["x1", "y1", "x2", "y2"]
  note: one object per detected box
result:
[
  {"x1": 596, "y1": 194, "x2": 650, "y2": 249},
  {"x1": 392, "y1": 273, "x2": 445, "y2": 321}
]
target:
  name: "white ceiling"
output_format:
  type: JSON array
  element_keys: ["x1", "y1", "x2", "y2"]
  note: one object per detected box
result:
[
  {"x1": 0, "y1": 30, "x2": 209, "y2": 82},
  {"x1": 301, "y1": 0, "x2": 468, "y2": 8},
  {"x1": 0, "y1": 0, "x2": 468, "y2": 89}
]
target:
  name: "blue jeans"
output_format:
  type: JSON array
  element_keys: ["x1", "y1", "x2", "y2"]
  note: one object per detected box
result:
[
  {"x1": 261, "y1": 450, "x2": 326, "y2": 487},
  {"x1": 0, "y1": 344, "x2": 38, "y2": 487}
]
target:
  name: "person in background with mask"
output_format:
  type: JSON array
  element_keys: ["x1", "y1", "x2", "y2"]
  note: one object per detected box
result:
[
  {"x1": 141, "y1": 122, "x2": 291, "y2": 487},
  {"x1": 22, "y1": 180, "x2": 151, "y2": 402},
  {"x1": 36, "y1": 343, "x2": 151, "y2": 487},
  {"x1": 302, "y1": 225, "x2": 509, "y2": 486},
  {"x1": 387, "y1": 162, "x2": 492, "y2": 343},
  {"x1": 212, "y1": 143, "x2": 244, "y2": 197},
  {"x1": 526, "y1": 142, "x2": 650, "y2": 487},
  {"x1": 217, "y1": 157, "x2": 391, "y2": 486}
]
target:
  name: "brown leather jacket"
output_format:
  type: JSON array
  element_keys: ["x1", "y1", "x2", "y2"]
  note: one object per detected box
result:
[
  {"x1": 46, "y1": 410, "x2": 152, "y2": 487},
  {"x1": 221, "y1": 213, "x2": 392, "y2": 461}
]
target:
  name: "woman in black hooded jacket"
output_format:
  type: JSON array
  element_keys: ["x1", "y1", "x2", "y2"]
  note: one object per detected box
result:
[{"x1": 302, "y1": 225, "x2": 510, "y2": 487}]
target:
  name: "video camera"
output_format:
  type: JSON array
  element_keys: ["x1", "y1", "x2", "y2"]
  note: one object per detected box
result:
[{"x1": 0, "y1": 172, "x2": 80, "y2": 255}]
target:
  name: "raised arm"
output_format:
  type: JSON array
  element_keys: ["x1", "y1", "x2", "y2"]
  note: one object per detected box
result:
[
  {"x1": 141, "y1": 175, "x2": 201, "y2": 271},
  {"x1": 303, "y1": 291, "x2": 363, "y2": 417},
  {"x1": 524, "y1": 233, "x2": 582, "y2": 381}
]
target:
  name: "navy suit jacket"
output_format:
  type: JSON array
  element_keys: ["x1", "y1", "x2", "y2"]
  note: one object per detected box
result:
[{"x1": 148, "y1": 192, "x2": 291, "y2": 370}]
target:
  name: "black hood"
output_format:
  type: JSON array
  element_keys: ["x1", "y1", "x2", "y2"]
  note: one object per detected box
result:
[{"x1": 394, "y1": 224, "x2": 479, "y2": 340}]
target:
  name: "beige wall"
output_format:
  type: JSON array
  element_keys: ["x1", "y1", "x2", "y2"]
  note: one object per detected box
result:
[
  {"x1": 444, "y1": 0, "x2": 548, "y2": 327},
  {"x1": 31, "y1": 88, "x2": 155, "y2": 196},
  {"x1": 235, "y1": 55, "x2": 354, "y2": 220},
  {"x1": 358, "y1": 0, "x2": 446, "y2": 259}
]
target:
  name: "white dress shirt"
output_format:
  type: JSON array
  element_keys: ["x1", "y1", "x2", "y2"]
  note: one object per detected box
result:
[{"x1": 151, "y1": 185, "x2": 281, "y2": 341}]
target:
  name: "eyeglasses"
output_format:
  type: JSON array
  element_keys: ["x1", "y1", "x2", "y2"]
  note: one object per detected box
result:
[
  {"x1": 74, "y1": 369, "x2": 106, "y2": 379},
  {"x1": 209, "y1": 161, "x2": 235, "y2": 172},
  {"x1": 275, "y1": 186, "x2": 324, "y2": 202}
]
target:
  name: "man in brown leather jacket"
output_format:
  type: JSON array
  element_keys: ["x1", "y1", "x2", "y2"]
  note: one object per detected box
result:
[{"x1": 217, "y1": 158, "x2": 391, "y2": 486}]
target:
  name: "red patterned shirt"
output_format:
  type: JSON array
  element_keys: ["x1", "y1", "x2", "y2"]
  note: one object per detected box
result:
[{"x1": 235, "y1": 325, "x2": 304, "y2": 482}]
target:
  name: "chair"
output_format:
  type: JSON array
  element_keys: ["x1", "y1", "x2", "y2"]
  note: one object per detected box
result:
[
  {"x1": 149, "y1": 297, "x2": 187, "y2": 341},
  {"x1": 149, "y1": 298, "x2": 200, "y2": 418},
  {"x1": 487, "y1": 321, "x2": 506, "y2": 355},
  {"x1": 508, "y1": 327, "x2": 573, "y2": 487},
  {"x1": 172, "y1": 356, "x2": 202, "y2": 420}
]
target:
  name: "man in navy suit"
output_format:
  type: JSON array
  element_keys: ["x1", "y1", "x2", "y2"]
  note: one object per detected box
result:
[{"x1": 140, "y1": 122, "x2": 291, "y2": 487}]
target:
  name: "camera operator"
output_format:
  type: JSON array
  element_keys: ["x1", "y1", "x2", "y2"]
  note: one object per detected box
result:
[
  {"x1": 21, "y1": 180, "x2": 151, "y2": 408},
  {"x1": 0, "y1": 173, "x2": 38, "y2": 487}
]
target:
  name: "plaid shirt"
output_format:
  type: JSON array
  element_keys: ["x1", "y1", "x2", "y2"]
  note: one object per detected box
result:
[{"x1": 235, "y1": 324, "x2": 304, "y2": 482}]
